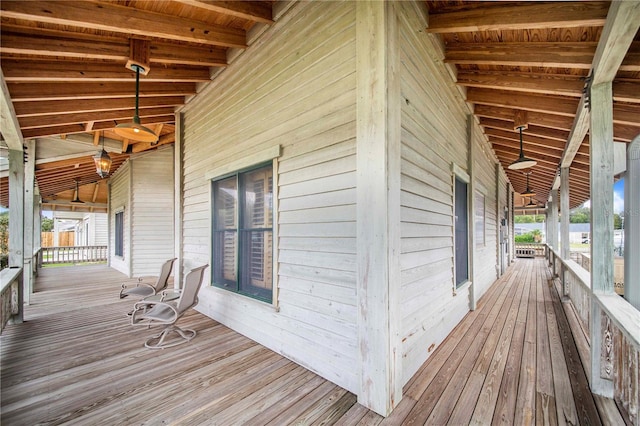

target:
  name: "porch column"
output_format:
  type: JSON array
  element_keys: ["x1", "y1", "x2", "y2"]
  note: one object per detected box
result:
[
  {"x1": 23, "y1": 139, "x2": 36, "y2": 303},
  {"x1": 548, "y1": 189, "x2": 558, "y2": 251},
  {"x1": 589, "y1": 81, "x2": 614, "y2": 396},
  {"x1": 625, "y1": 137, "x2": 640, "y2": 310},
  {"x1": 8, "y1": 149, "x2": 24, "y2": 323},
  {"x1": 356, "y1": 0, "x2": 402, "y2": 416},
  {"x1": 560, "y1": 168, "x2": 570, "y2": 259},
  {"x1": 173, "y1": 112, "x2": 184, "y2": 288}
]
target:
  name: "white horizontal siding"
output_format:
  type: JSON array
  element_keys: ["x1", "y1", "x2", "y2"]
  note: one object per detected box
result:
[
  {"x1": 472, "y1": 134, "x2": 499, "y2": 299},
  {"x1": 92, "y1": 213, "x2": 108, "y2": 246},
  {"x1": 397, "y1": 1, "x2": 482, "y2": 384},
  {"x1": 181, "y1": 1, "x2": 358, "y2": 393},
  {"x1": 108, "y1": 162, "x2": 130, "y2": 276}
]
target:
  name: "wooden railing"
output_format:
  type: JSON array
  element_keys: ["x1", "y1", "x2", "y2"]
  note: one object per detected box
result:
[
  {"x1": 547, "y1": 246, "x2": 639, "y2": 424},
  {"x1": 39, "y1": 246, "x2": 107, "y2": 265},
  {"x1": 1, "y1": 267, "x2": 23, "y2": 333},
  {"x1": 514, "y1": 242, "x2": 546, "y2": 257}
]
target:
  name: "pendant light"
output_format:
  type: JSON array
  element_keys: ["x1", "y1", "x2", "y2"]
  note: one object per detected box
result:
[
  {"x1": 114, "y1": 64, "x2": 158, "y2": 143},
  {"x1": 508, "y1": 125, "x2": 537, "y2": 170},
  {"x1": 521, "y1": 171, "x2": 536, "y2": 197},
  {"x1": 71, "y1": 179, "x2": 85, "y2": 204},
  {"x1": 93, "y1": 131, "x2": 112, "y2": 178}
]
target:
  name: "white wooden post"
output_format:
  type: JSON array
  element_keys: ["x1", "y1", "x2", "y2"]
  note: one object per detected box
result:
[
  {"x1": 8, "y1": 149, "x2": 24, "y2": 322},
  {"x1": 549, "y1": 190, "x2": 558, "y2": 251},
  {"x1": 625, "y1": 137, "x2": 640, "y2": 310},
  {"x1": 174, "y1": 112, "x2": 184, "y2": 288},
  {"x1": 589, "y1": 81, "x2": 614, "y2": 397},
  {"x1": 560, "y1": 167, "x2": 570, "y2": 296},
  {"x1": 356, "y1": 0, "x2": 402, "y2": 416},
  {"x1": 467, "y1": 115, "x2": 476, "y2": 310},
  {"x1": 23, "y1": 139, "x2": 36, "y2": 303}
]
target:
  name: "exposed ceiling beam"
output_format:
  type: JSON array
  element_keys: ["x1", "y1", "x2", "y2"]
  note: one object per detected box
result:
[
  {"x1": 0, "y1": 69, "x2": 24, "y2": 149},
  {"x1": 456, "y1": 71, "x2": 584, "y2": 97},
  {"x1": 474, "y1": 105, "x2": 575, "y2": 131},
  {"x1": 467, "y1": 88, "x2": 579, "y2": 117},
  {"x1": 174, "y1": 0, "x2": 273, "y2": 24},
  {"x1": 426, "y1": 2, "x2": 609, "y2": 33},
  {"x1": 2, "y1": 60, "x2": 211, "y2": 82},
  {"x1": 8, "y1": 82, "x2": 196, "y2": 103},
  {"x1": 0, "y1": 1, "x2": 247, "y2": 48},
  {"x1": 13, "y1": 96, "x2": 185, "y2": 117},
  {"x1": 0, "y1": 33, "x2": 228, "y2": 67},
  {"x1": 18, "y1": 107, "x2": 176, "y2": 129},
  {"x1": 446, "y1": 43, "x2": 595, "y2": 69},
  {"x1": 22, "y1": 115, "x2": 175, "y2": 139},
  {"x1": 480, "y1": 118, "x2": 571, "y2": 142},
  {"x1": 561, "y1": 1, "x2": 640, "y2": 168}
]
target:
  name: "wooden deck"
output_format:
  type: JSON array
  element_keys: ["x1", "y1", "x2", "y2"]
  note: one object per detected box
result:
[{"x1": 1, "y1": 260, "x2": 623, "y2": 425}]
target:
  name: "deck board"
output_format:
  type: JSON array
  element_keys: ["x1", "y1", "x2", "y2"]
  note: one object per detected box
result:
[{"x1": 1, "y1": 259, "x2": 622, "y2": 424}]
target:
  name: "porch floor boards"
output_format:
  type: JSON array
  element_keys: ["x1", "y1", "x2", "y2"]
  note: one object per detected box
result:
[{"x1": 1, "y1": 259, "x2": 622, "y2": 425}]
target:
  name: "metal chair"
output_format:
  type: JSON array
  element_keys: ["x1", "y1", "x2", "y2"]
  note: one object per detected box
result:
[
  {"x1": 119, "y1": 258, "x2": 177, "y2": 300},
  {"x1": 130, "y1": 264, "x2": 208, "y2": 349}
]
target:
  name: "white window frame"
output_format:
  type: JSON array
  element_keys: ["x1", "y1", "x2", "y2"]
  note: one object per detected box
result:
[{"x1": 206, "y1": 145, "x2": 281, "y2": 307}]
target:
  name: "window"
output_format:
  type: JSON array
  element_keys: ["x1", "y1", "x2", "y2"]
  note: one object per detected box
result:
[
  {"x1": 454, "y1": 177, "x2": 469, "y2": 287},
  {"x1": 115, "y1": 211, "x2": 124, "y2": 257},
  {"x1": 212, "y1": 164, "x2": 273, "y2": 302},
  {"x1": 475, "y1": 191, "x2": 485, "y2": 246}
]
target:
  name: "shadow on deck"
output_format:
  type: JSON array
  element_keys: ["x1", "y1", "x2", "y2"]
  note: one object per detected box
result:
[{"x1": 1, "y1": 260, "x2": 623, "y2": 424}]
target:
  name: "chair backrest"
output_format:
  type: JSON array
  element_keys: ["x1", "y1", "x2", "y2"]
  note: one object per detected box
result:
[
  {"x1": 153, "y1": 258, "x2": 177, "y2": 293},
  {"x1": 176, "y1": 265, "x2": 209, "y2": 314}
]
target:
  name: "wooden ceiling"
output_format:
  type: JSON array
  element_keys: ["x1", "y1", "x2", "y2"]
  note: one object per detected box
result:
[
  {"x1": 1, "y1": 1, "x2": 639, "y2": 213},
  {"x1": 425, "y1": 1, "x2": 640, "y2": 209},
  {"x1": 0, "y1": 0, "x2": 275, "y2": 210}
]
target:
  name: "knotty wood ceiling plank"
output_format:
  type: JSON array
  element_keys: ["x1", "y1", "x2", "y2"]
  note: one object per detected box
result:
[
  {"x1": 426, "y1": 2, "x2": 609, "y2": 33},
  {"x1": 174, "y1": 0, "x2": 273, "y2": 24},
  {"x1": 0, "y1": 32, "x2": 228, "y2": 67},
  {"x1": 0, "y1": 1, "x2": 247, "y2": 48}
]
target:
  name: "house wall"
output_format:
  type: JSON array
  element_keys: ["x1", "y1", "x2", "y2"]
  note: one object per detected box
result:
[
  {"x1": 92, "y1": 213, "x2": 108, "y2": 246},
  {"x1": 109, "y1": 161, "x2": 130, "y2": 276},
  {"x1": 181, "y1": 1, "x2": 358, "y2": 393},
  {"x1": 396, "y1": 1, "x2": 502, "y2": 383},
  {"x1": 130, "y1": 148, "x2": 175, "y2": 277},
  {"x1": 472, "y1": 133, "x2": 500, "y2": 297}
]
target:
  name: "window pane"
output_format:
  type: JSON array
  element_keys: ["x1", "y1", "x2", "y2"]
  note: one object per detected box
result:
[
  {"x1": 115, "y1": 211, "x2": 123, "y2": 257},
  {"x1": 455, "y1": 177, "x2": 469, "y2": 287},
  {"x1": 214, "y1": 177, "x2": 237, "y2": 230},
  {"x1": 239, "y1": 230, "x2": 272, "y2": 300},
  {"x1": 213, "y1": 230, "x2": 237, "y2": 284},
  {"x1": 213, "y1": 177, "x2": 237, "y2": 286},
  {"x1": 241, "y1": 168, "x2": 273, "y2": 229}
]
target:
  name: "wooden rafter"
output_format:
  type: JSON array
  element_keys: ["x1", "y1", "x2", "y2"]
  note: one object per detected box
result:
[
  {"x1": 174, "y1": 0, "x2": 274, "y2": 24},
  {"x1": 0, "y1": 1, "x2": 247, "y2": 48},
  {"x1": 426, "y1": 2, "x2": 609, "y2": 33}
]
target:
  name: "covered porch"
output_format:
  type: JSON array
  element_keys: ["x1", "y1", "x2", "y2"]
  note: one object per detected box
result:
[{"x1": 1, "y1": 259, "x2": 626, "y2": 424}]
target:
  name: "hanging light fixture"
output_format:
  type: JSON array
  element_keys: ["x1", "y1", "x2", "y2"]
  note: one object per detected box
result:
[
  {"x1": 521, "y1": 171, "x2": 536, "y2": 197},
  {"x1": 93, "y1": 131, "x2": 112, "y2": 178},
  {"x1": 71, "y1": 179, "x2": 85, "y2": 204},
  {"x1": 526, "y1": 197, "x2": 538, "y2": 207},
  {"x1": 113, "y1": 63, "x2": 158, "y2": 143},
  {"x1": 508, "y1": 125, "x2": 537, "y2": 170}
]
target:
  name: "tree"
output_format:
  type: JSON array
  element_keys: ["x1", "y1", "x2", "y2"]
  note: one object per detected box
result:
[
  {"x1": 570, "y1": 207, "x2": 590, "y2": 223},
  {"x1": 41, "y1": 217, "x2": 54, "y2": 232},
  {"x1": 613, "y1": 213, "x2": 622, "y2": 230}
]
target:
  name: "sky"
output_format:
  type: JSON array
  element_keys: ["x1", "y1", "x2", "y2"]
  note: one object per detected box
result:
[{"x1": 582, "y1": 177, "x2": 624, "y2": 214}]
